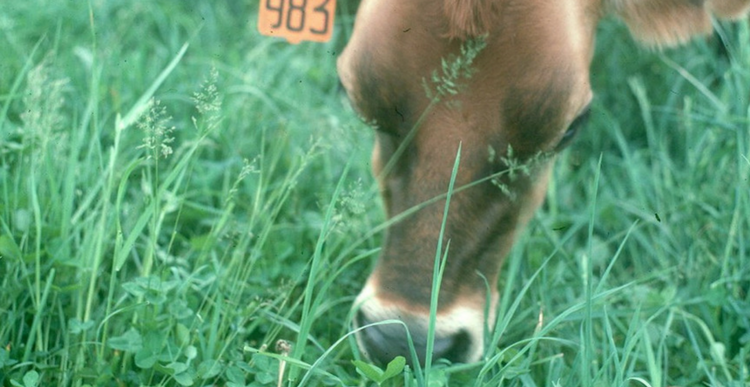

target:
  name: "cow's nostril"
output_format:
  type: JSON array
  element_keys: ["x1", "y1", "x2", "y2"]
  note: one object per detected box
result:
[
  {"x1": 355, "y1": 310, "x2": 474, "y2": 366},
  {"x1": 355, "y1": 310, "x2": 408, "y2": 365},
  {"x1": 435, "y1": 329, "x2": 471, "y2": 364}
]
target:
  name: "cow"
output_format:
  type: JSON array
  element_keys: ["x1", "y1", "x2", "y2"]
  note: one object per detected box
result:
[{"x1": 337, "y1": 0, "x2": 750, "y2": 366}]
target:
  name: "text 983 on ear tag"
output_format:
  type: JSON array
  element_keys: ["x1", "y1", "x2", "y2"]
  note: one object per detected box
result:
[{"x1": 258, "y1": 0, "x2": 336, "y2": 44}]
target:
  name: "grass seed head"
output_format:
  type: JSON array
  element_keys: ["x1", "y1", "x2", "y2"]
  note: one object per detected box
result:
[{"x1": 137, "y1": 98, "x2": 175, "y2": 159}]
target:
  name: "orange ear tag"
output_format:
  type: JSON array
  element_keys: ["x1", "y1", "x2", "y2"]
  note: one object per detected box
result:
[{"x1": 258, "y1": 0, "x2": 336, "y2": 44}]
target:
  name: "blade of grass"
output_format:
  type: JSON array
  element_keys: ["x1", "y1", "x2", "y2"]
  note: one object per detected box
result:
[
  {"x1": 424, "y1": 142, "x2": 461, "y2": 383},
  {"x1": 582, "y1": 153, "x2": 603, "y2": 387},
  {"x1": 289, "y1": 157, "x2": 352, "y2": 382},
  {"x1": 0, "y1": 35, "x2": 45, "y2": 133},
  {"x1": 115, "y1": 42, "x2": 189, "y2": 132},
  {"x1": 22, "y1": 269, "x2": 56, "y2": 362},
  {"x1": 659, "y1": 55, "x2": 726, "y2": 113}
]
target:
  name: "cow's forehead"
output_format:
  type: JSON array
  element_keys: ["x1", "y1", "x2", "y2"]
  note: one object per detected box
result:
[{"x1": 339, "y1": 0, "x2": 597, "y2": 146}]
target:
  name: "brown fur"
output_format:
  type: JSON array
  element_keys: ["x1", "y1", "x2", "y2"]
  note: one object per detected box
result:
[
  {"x1": 443, "y1": 0, "x2": 501, "y2": 39},
  {"x1": 609, "y1": 0, "x2": 750, "y2": 47},
  {"x1": 445, "y1": 0, "x2": 750, "y2": 45}
]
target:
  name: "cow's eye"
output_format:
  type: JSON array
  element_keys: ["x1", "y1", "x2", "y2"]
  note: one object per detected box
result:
[{"x1": 556, "y1": 105, "x2": 591, "y2": 151}]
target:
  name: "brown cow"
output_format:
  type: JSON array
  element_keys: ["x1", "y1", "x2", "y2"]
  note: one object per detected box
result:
[{"x1": 337, "y1": 0, "x2": 750, "y2": 366}]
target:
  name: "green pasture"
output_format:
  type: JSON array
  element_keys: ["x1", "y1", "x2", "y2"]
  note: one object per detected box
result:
[{"x1": 0, "y1": 1, "x2": 748, "y2": 386}]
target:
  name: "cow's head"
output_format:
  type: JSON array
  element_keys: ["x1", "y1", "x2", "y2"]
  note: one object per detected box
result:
[{"x1": 337, "y1": 0, "x2": 749, "y2": 366}]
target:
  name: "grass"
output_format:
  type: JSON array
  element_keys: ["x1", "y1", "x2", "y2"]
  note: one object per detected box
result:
[{"x1": 0, "y1": 1, "x2": 748, "y2": 386}]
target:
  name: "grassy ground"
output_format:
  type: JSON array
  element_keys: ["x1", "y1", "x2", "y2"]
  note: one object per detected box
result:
[{"x1": 0, "y1": 1, "x2": 748, "y2": 386}]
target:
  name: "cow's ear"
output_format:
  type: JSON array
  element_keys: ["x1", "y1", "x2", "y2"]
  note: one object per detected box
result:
[
  {"x1": 710, "y1": 0, "x2": 750, "y2": 17},
  {"x1": 610, "y1": 0, "x2": 750, "y2": 47}
]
